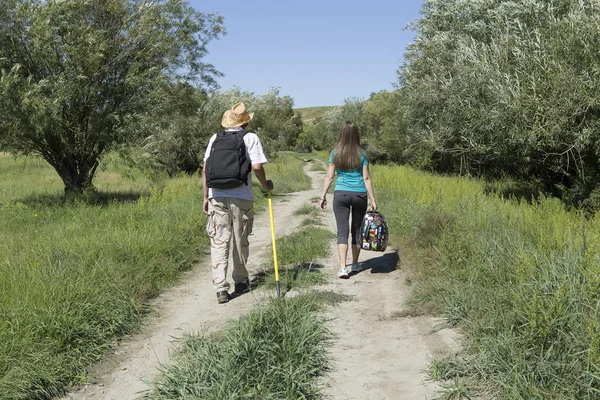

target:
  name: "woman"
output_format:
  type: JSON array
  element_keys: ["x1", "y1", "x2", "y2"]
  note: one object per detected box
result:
[{"x1": 319, "y1": 121, "x2": 377, "y2": 278}]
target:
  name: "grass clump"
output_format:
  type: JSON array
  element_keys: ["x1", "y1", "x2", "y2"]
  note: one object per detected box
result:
[
  {"x1": 276, "y1": 227, "x2": 333, "y2": 266},
  {"x1": 373, "y1": 164, "x2": 600, "y2": 399},
  {"x1": 146, "y1": 295, "x2": 334, "y2": 400},
  {"x1": 294, "y1": 203, "x2": 319, "y2": 216},
  {"x1": 309, "y1": 162, "x2": 326, "y2": 171},
  {"x1": 299, "y1": 217, "x2": 323, "y2": 227},
  {"x1": 257, "y1": 227, "x2": 333, "y2": 291}
]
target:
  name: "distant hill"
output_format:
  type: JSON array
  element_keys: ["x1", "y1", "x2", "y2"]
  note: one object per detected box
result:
[{"x1": 295, "y1": 106, "x2": 336, "y2": 124}]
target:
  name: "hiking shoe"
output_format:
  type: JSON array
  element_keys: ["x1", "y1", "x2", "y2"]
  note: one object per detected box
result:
[
  {"x1": 234, "y1": 279, "x2": 250, "y2": 294},
  {"x1": 337, "y1": 267, "x2": 349, "y2": 279},
  {"x1": 216, "y1": 291, "x2": 229, "y2": 304},
  {"x1": 351, "y1": 263, "x2": 362, "y2": 273}
]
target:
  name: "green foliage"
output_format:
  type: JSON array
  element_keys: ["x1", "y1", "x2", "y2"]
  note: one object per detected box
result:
[
  {"x1": 296, "y1": 106, "x2": 336, "y2": 124},
  {"x1": 0, "y1": 154, "x2": 207, "y2": 399},
  {"x1": 251, "y1": 154, "x2": 312, "y2": 212},
  {"x1": 400, "y1": 0, "x2": 600, "y2": 207},
  {"x1": 373, "y1": 163, "x2": 600, "y2": 398},
  {"x1": 140, "y1": 87, "x2": 304, "y2": 175},
  {"x1": 303, "y1": 93, "x2": 408, "y2": 162},
  {"x1": 0, "y1": 0, "x2": 224, "y2": 195},
  {"x1": 250, "y1": 88, "x2": 304, "y2": 154},
  {"x1": 0, "y1": 152, "x2": 313, "y2": 397},
  {"x1": 305, "y1": 97, "x2": 367, "y2": 152},
  {"x1": 133, "y1": 83, "x2": 209, "y2": 177},
  {"x1": 146, "y1": 295, "x2": 333, "y2": 400}
]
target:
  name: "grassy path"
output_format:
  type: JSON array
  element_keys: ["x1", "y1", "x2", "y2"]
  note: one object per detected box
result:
[
  {"x1": 62, "y1": 164, "x2": 321, "y2": 399},
  {"x1": 303, "y1": 163, "x2": 457, "y2": 399},
  {"x1": 64, "y1": 161, "x2": 459, "y2": 399}
]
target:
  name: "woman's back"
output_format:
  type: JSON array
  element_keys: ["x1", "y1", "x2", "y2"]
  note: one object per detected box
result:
[{"x1": 329, "y1": 149, "x2": 368, "y2": 193}]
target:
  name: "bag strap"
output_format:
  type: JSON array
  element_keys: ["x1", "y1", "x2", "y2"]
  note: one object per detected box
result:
[{"x1": 219, "y1": 129, "x2": 247, "y2": 137}]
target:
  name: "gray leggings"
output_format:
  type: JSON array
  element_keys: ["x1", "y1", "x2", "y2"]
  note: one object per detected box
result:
[{"x1": 333, "y1": 190, "x2": 368, "y2": 245}]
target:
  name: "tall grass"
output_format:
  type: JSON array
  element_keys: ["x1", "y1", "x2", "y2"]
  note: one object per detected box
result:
[
  {"x1": 257, "y1": 226, "x2": 333, "y2": 291},
  {"x1": 0, "y1": 152, "x2": 312, "y2": 399},
  {"x1": 0, "y1": 157, "x2": 205, "y2": 399},
  {"x1": 252, "y1": 153, "x2": 312, "y2": 211},
  {"x1": 145, "y1": 195, "x2": 339, "y2": 399},
  {"x1": 145, "y1": 294, "x2": 336, "y2": 400},
  {"x1": 373, "y1": 165, "x2": 600, "y2": 398}
]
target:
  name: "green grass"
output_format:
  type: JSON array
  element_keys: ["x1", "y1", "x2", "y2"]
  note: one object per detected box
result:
[
  {"x1": 293, "y1": 203, "x2": 319, "y2": 216},
  {"x1": 0, "y1": 152, "x2": 312, "y2": 399},
  {"x1": 372, "y1": 164, "x2": 600, "y2": 399},
  {"x1": 0, "y1": 152, "x2": 152, "y2": 203},
  {"x1": 144, "y1": 194, "x2": 343, "y2": 399},
  {"x1": 309, "y1": 161, "x2": 326, "y2": 171},
  {"x1": 299, "y1": 217, "x2": 324, "y2": 228},
  {"x1": 312, "y1": 150, "x2": 331, "y2": 164},
  {"x1": 145, "y1": 294, "x2": 336, "y2": 400},
  {"x1": 252, "y1": 154, "x2": 312, "y2": 212},
  {"x1": 295, "y1": 106, "x2": 336, "y2": 124},
  {"x1": 256, "y1": 227, "x2": 333, "y2": 292}
]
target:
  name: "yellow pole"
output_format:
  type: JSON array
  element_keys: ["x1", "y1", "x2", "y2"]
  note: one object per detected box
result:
[{"x1": 267, "y1": 190, "x2": 281, "y2": 297}]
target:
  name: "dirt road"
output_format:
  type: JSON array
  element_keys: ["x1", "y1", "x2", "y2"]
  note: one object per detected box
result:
[{"x1": 63, "y1": 163, "x2": 457, "y2": 400}]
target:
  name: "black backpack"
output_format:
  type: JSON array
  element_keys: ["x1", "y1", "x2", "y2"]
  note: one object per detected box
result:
[{"x1": 205, "y1": 130, "x2": 252, "y2": 189}]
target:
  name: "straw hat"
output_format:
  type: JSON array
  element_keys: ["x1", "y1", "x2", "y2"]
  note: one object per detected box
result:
[{"x1": 221, "y1": 102, "x2": 254, "y2": 128}]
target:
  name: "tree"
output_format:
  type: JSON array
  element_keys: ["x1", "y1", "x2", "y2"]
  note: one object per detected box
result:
[
  {"x1": 140, "y1": 87, "x2": 304, "y2": 175},
  {"x1": 0, "y1": 0, "x2": 224, "y2": 195},
  {"x1": 251, "y1": 87, "x2": 303, "y2": 154},
  {"x1": 132, "y1": 82, "x2": 208, "y2": 177},
  {"x1": 399, "y1": 0, "x2": 600, "y2": 206}
]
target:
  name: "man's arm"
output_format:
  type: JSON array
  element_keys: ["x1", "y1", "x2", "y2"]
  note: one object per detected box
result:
[{"x1": 253, "y1": 163, "x2": 274, "y2": 191}]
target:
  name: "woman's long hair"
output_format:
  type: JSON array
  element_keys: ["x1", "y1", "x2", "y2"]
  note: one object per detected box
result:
[{"x1": 333, "y1": 121, "x2": 362, "y2": 171}]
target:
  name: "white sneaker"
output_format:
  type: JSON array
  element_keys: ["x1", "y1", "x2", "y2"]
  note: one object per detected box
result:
[
  {"x1": 337, "y1": 267, "x2": 349, "y2": 279},
  {"x1": 351, "y1": 263, "x2": 361, "y2": 273}
]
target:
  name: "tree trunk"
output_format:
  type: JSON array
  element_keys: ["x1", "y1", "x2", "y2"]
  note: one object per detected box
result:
[{"x1": 52, "y1": 157, "x2": 100, "y2": 198}]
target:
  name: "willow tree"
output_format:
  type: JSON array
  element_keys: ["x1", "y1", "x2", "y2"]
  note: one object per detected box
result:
[
  {"x1": 400, "y1": 0, "x2": 600, "y2": 206},
  {"x1": 0, "y1": 0, "x2": 224, "y2": 195}
]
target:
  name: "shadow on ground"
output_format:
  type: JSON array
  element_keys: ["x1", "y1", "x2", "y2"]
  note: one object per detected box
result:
[
  {"x1": 20, "y1": 190, "x2": 146, "y2": 207},
  {"x1": 358, "y1": 251, "x2": 400, "y2": 274},
  {"x1": 249, "y1": 262, "x2": 326, "y2": 295}
]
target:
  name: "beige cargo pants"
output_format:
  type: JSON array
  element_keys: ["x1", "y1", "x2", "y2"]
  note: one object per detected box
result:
[{"x1": 206, "y1": 197, "x2": 254, "y2": 292}]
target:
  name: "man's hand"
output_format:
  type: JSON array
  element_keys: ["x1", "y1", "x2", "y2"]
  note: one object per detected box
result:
[
  {"x1": 203, "y1": 198, "x2": 209, "y2": 214},
  {"x1": 263, "y1": 179, "x2": 274, "y2": 192}
]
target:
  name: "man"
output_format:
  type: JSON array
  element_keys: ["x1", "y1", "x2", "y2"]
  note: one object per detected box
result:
[{"x1": 202, "y1": 102, "x2": 273, "y2": 304}]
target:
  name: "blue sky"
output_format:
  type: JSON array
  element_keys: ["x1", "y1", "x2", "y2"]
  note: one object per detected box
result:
[{"x1": 190, "y1": 1, "x2": 424, "y2": 108}]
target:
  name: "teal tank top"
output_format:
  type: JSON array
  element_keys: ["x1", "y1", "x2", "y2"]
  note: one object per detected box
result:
[{"x1": 328, "y1": 150, "x2": 368, "y2": 192}]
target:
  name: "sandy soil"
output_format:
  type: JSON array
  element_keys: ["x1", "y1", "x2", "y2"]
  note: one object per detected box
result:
[{"x1": 62, "y1": 163, "x2": 458, "y2": 400}]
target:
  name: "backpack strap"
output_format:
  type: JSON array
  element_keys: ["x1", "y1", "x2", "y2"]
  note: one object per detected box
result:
[{"x1": 220, "y1": 129, "x2": 247, "y2": 136}]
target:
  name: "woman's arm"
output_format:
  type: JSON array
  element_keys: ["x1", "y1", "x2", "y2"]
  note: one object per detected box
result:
[
  {"x1": 319, "y1": 163, "x2": 336, "y2": 211},
  {"x1": 363, "y1": 164, "x2": 377, "y2": 211}
]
